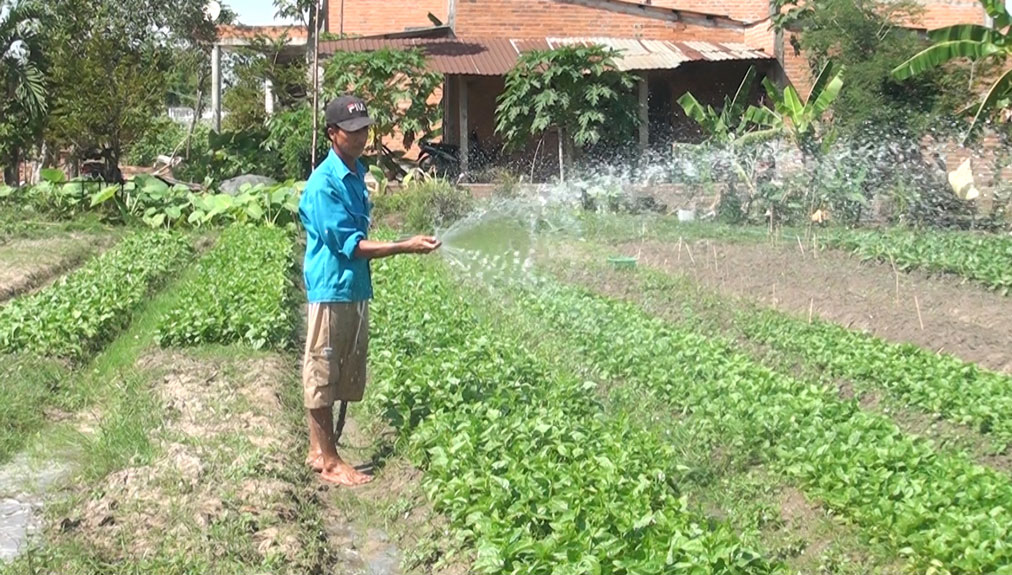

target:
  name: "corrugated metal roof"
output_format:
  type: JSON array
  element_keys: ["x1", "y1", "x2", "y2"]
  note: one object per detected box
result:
[{"x1": 318, "y1": 36, "x2": 772, "y2": 75}]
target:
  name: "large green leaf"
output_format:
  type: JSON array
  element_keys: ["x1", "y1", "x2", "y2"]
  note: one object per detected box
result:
[
  {"x1": 133, "y1": 174, "x2": 170, "y2": 197},
  {"x1": 928, "y1": 24, "x2": 997, "y2": 43},
  {"x1": 89, "y1": 186, "x2": 118, "y2": 207},
  {"x1": 967, "y1": 67, "x2": 1012, "y2": 140},
  {"x1": 892, "y1": 41, "x2": 1002, "y2": 80},
  {"x1": 40, "y1": 168, "x2": 66, "y2": 184},
  {"x1": 744, "y1": 105, "x2": 781, "y2": 128},
  {"x1": 728, "y1": 65, "x2": 758, "y2": 119},
  {"x1": 782, "y1": 86, "x2": 805, "y2": 122},
  {"x1": 809, "y1": 70, "x2": 844, "y2": 117},
  {"x1": 677, "y1": 93, "x2": 714, "y2": 130},
  {"x1": 805, "y1": 61, "x2": 837, "y2": 105}
]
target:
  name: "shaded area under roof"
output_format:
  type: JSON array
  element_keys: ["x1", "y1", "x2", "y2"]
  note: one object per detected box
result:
[{"x1": 318, "y1": 36, "x2": 773, "y2": 75}]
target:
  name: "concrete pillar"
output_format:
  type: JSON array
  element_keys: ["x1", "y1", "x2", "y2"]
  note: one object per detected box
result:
[
  {"x1": 638, "y1": 72, "x2": 649, "y2": 150},
  {"x1": 264, "y1": 78, "x2": 275, "y2": 116},
  {"x1": 211, "y1": 44, "x2": 222, "y2": 132},
  {"x1": 459, "y1": 77, "x2": 469, "y2": 174}
]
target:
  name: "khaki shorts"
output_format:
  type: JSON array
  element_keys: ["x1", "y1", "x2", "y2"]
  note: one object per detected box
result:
[{"x1": 303, "y1": 302, "x2": 369, "y2": 409}]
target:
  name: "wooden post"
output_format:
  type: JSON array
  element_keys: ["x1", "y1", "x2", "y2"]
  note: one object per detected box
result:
[
  {"x1": 638, "y1": 72, "x2": 649, "y2": 151},
  {"x1": 458, "y1": 77, "x2": 469, "y2": 175},
  {"x1": 210, "y1": 44, "x2": 222, "y2": 132}
]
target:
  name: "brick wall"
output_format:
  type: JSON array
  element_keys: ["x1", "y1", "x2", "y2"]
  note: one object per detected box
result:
[
  {"x1": 897, "y1": 0, "x2": 987, "y2": 29},
  {"x1": 782, "y1": 31, "x2": 813, "y2": 96},
  {"x1": 454, "y1": 0, "x2": 747, "y2": 42},
  {"x1": 328, "y1": 0, "x2": 448, "y2": 37},
  {"x1": 744, "y1": 20, "x2": 775, "y2": 54},
  {"x1": 599, "y1": 0, "x2": 768, "y2": 22}
]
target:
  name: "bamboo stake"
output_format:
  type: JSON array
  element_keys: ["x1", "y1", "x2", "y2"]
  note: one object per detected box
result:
[
  {"x1": 796, "y1": 235, "x2": 806, "y2": 256},
  {"x1": 685, "y1": 243, "x2": 696, "y2": 265},
  {"x1": 808, "y1": 298, "x2": 814, "y2": 323},
  {"x1": 914, "y1": 295, "x2": 924, "y2": 331},
  {"x1": 889, "y1": 255, "x2": 900, "y2": 305},
  {"x1": 677, "y1": 237, "x2": 683, "y2": 262}
]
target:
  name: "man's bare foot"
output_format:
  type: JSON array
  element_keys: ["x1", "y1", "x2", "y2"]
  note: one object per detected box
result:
[
  {"x1": 319, "y1": 459, "x2": 373, "y2": 486},
  {"x1": 306, "y1": 453, "x2": 324, "y2": 472}
]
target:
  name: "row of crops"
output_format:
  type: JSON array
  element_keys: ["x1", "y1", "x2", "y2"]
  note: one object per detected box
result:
[
  {"x1": 3, "y1": 216, "x2": 1011, "y2": 573},
  {"x1": 0, "y1": 231, "x2": 192, "y2": 360},
  {"x1": 499, "y1": 277, "x2": 1012, "y2": 574},
  {"x1": 371, "y1": 252, "x2": 1012, "y2": 573},
  {"x1": 820, "y1": 228, "x2": 1012, "y2": 294},
  {"x1": 156, "y1": 226, "x2": 297, "y2": 350},
  {"x1": 0, "y1": 226, "x2": 297, "y2": 362},
  {"x1": 369, "y1": 256, "x2": 782, "y2": 574},
  {"x1": 741, "y1": 307, "x2": 1012, "y2": 446}
]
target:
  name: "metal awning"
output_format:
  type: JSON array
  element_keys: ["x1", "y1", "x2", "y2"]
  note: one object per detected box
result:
[{"x1": 318, "y1": 36, "x2": 773, "y2": 75}]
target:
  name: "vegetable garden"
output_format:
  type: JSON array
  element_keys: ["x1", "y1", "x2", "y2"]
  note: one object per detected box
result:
[{"x1": 3, "y1": 189, "x2": 1012, "y2": 573}]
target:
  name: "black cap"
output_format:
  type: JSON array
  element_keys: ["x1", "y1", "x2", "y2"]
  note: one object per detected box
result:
[{"x1": 325, "y1": 95, "x2": 374, "y2": 132}]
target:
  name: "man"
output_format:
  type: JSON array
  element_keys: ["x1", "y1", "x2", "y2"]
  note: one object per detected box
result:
[{"x1": 300, "y1": 95, "x2": 441, "y2": 486}]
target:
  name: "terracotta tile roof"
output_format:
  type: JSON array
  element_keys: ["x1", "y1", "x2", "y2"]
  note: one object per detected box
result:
[
  {"x1": 217, "y1": 25, "x2": 308, "y2": 41},
  {"x1": 318, "y1": 36, "x2": 772, "y2": 75}
]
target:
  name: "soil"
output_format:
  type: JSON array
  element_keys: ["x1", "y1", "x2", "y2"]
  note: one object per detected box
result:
[
  {"x1": 616, "y1": 238, "x2": 1012, "y2": 374},
  {"x1": 64, "y1": 352, "x2": 306, "y2": 561},
  {"x1": 0, "y1": 234, "x2": 112, "y2": 302}
]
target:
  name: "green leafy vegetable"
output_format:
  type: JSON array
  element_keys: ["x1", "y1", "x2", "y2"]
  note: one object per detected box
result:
[{"x1": 156, "y1": 225, "x2": 295, "y2": 349}]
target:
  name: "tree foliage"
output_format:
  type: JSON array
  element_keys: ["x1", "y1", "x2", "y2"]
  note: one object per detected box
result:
[
  {"x1": 323, "y1": 47, "x2": 442, "y2": 150},
  {"x1": 45, "y1": 0, "x2": 168, "y2": 170},
  {"x1": 892, "y1": 0, "x2": 1012, "y2": 138},
  {"x1": 0, "y1": 0, "x2": 48, "y2": 183},
  {"x1": 224, "y1": 35, "x2": 308, "y2": 133},
  {"x1": 496, "y1": 45, "x2": 638, "y2": 153},
  {"x1": 775, "y1": 0, "x2": 970, "y2": 136}
]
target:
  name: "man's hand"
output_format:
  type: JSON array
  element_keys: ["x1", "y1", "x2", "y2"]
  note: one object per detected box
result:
[{"x1": 403, "y1": 235, "x2": 442, "y2": 254}]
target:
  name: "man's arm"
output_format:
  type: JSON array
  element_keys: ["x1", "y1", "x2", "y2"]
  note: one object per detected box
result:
[{"x1": 353, "y1": 236, "x2": 441, "y2": 260}]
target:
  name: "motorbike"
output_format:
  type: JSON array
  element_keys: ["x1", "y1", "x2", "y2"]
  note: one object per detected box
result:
[
  {"x1": 417, "y1": 139, "x2": 461, "y2": 179},
  {"x1": 417, "y1": 130, "x2": 499, "y2": 180}
]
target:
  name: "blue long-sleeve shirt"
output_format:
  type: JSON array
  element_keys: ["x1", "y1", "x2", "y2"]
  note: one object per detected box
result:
[{"x1": 298, "y1": 149, "x2": 373, "y2": 303}]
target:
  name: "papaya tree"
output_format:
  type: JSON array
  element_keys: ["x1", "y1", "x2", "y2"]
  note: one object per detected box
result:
[
  {"x1": 891, "y1": 0, "x2": 1012, "y2": 139},
  {"x1": 496, "y1": 44, "x2": 638, "y2": 182},
  {"x1": 324, "y1": 47, "x2": 442, "y2": 159}
]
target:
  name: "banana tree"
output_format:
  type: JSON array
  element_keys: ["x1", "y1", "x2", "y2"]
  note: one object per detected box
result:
[
  {"x1": 678, "y1": 65, "x2": 761, "y2": 144},
  {"x1": 678, "y1": 66, "x2": 779, "y2": 219},
  {"x1": 744, "y1": 62, "x2": 845, "y2": 228},
  {"x1": 892, "y1": 0, "x2": 1012, "y2": 138},
  {"x1": 746, "y1": 61, "x2": 844, "y2": 154}
]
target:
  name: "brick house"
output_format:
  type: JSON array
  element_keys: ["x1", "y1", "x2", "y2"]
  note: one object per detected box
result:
[{"x1": 216, "y1": 1, "x2": 993, "y2": 171}]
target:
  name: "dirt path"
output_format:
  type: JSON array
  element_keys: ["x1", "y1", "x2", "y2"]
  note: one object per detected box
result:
[
  {"x1": 616, "y1": 238, "x2": 1012, "y2": 374},
  {"x1": 0, "y1": 234, "x2": 113, "y2": 302}
]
